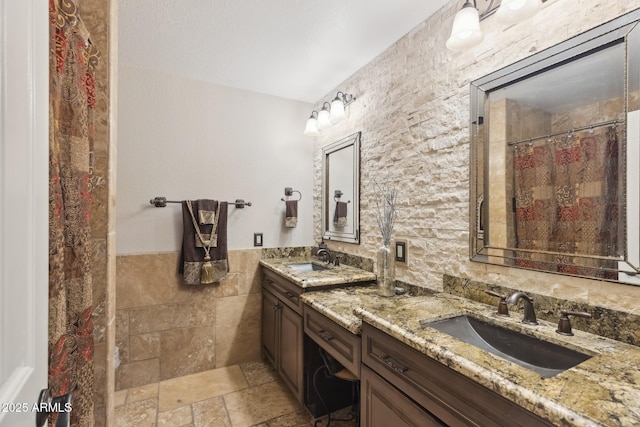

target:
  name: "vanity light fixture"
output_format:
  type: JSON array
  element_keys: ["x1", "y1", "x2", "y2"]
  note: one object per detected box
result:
[
  {"x1": 446, "y1": 0, "x2": 545, "y2": 51},
  {"x1": 303, "y1": 91, "x2": 356, "y2": 136},
  {"x1": 304, "y1": 111, "x2": 319, "y2": 136}
]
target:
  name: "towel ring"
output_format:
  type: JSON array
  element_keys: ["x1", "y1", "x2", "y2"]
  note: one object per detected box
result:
[{"x1": 281, "y1": 187, "x2": 302, "y2": 202}]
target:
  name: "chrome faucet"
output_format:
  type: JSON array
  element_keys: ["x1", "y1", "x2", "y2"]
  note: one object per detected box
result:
[{"x1": 506, "y1": 292, "x2": 538, "y2": 325}]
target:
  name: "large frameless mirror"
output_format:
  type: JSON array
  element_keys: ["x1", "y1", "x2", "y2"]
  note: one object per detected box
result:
[
  {"x1": 470, "y1": 9, "x2": 640, "y2": 285},
  {"x1": 322, "y1": 132, "x2": 360, "y2": 244}
]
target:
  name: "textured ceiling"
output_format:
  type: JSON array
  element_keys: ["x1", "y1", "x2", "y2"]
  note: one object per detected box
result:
[{"x1": 119, "y1": 0, "x2": 450, "y2": 103}]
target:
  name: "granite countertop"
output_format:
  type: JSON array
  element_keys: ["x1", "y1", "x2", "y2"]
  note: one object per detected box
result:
[
  {"x1": 259, "y1": 257, "x2": 376, "y2": 289},
  {"x1": 300, "y1": 286, "x2": 640, "y2": 427}
]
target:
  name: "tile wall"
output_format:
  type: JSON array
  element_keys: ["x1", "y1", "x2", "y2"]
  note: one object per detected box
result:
[{"x1": 115, "y1": 249, "x2": 263, "y2": 390}]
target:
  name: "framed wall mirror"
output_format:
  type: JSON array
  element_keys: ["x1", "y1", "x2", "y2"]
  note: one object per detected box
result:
[
  {"x1": 322, "y1": 132, "x2": 360, "y2": 244},
  {"x1": 470, "y1": 9, "x2": 640, "y2": 285}
]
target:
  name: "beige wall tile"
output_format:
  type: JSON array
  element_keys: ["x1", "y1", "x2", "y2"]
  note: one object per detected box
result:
[
  {"x1": 213, "y1": 272, "x2": 239, "y2": 298},
  {"x1": 115, "y1": 309, "x2": 130, "y2": 364},
  {"x1": 215, "y1": 294, "x2": 262, "y2": 367},
  {"x1": 130, "y1": 332, "x2": 161, "y2": 362},
  {"x1": 115, "y1": 359, "x2": 160, "y2": 391},
  {"x1": 159, "y1": 325, "x2": 216, "y2": 380},
  {"x1": 116, "y1": 252, "x2": 187, "y2": 309},
  {"x1": 113, "y1": 390, "x2": 127, "y2": 408}
]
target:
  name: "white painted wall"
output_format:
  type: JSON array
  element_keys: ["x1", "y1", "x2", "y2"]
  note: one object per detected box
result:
[{"x1": 116, "y1": 66, "x2": 314, "y2": 254}]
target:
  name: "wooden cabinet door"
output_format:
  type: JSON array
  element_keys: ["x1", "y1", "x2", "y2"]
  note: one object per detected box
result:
[
  {"x1": 279, "y1": 302, "x2": 304, "y2": 403},
  {"x1": 361, "y1": 365, "x2": 445, "y2": 427},
  {"x1": 261, "y1": 290, "x2": 279, "y2": 366}
]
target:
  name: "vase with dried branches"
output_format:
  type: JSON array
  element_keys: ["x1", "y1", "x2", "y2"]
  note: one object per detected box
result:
[{"x1": 374, "y1": 182, "x2": 398, "y2": 296}]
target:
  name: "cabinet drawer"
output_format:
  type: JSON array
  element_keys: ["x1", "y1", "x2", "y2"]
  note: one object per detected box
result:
[
  {"x1": 361, "y1": 364, "x2": 445, "y2": 427},
  {"x1": 263, "y1": 269, "x2": 303, "y2": 315},
  {"x1": 361, "y1": 323, "x2": 554, "y2": 427},
  {"x1": 304, "y1": 306, "x2": 361, "y2": 378}
]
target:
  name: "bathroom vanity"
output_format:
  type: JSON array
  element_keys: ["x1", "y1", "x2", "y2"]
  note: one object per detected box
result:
[
  {"x1": 261, "y1": 259, "x2": 640, "y2": 426},
  {"x1": 302, "y1": 285, "x2": 640, "y2": 426},
  {"x1": 360, "y1": 323, "x2": 552, "y2": 426}
]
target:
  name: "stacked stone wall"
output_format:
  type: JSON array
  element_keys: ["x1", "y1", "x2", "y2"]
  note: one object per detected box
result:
[{"x1": 313, "y1": 0, "x2": 640, "y2": 312}]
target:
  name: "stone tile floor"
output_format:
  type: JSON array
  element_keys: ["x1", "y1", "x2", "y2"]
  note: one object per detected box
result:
[{"x1": 114, "y1": 359, "x2": 357, "y2": 427}]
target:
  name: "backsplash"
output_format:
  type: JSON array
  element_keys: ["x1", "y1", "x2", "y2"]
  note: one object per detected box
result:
[
  {"x1": 262, "y1": 246, "x2": 375, "y2": 273},
  {"x1": 261, "y1": 246, "x2": 312, "y2": 259},
  {"x1": 443, "y1": 274, "x2": 640, "y2": 347}
]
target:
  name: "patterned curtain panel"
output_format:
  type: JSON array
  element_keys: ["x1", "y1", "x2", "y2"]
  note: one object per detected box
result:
[
  {"x1": 48, "y1": 0, "x2": 99, "y2": 424},
  {"x1": 513, "y1": 125, "x2": 620, "y2": 279}
]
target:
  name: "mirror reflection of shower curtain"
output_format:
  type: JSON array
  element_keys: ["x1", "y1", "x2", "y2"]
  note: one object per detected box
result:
[{"x1": 512, "y1": 125, "x2": 620, "y2": 279}]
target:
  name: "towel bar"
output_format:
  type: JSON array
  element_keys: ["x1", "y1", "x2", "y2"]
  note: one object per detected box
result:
[{"x1": 150, "y1": 197, "x2": 252, "y2": 209}]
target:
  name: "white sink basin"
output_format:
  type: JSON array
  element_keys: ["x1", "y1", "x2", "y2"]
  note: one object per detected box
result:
[{"x1": 288, "y1": 262, "x2": 328, "y2": 272}]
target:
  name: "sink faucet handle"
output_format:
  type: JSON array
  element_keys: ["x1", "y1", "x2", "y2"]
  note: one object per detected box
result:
[
  {"x1": 485, "y1": 290, "x2": 509, "y2": 316},
  {"x1": 556, "y1": 311, "x2": 592, "y2": 336}
]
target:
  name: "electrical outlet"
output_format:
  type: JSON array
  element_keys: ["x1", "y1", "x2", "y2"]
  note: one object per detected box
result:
[
  {"x1": 254, "y1": 232, "x2": 263, "y2": 247},
  {"x1": 395, "y1": 240, "x2": 407, "y2": 263}
]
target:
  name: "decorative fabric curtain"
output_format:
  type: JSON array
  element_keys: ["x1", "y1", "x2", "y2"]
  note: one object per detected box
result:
[
  {"x1": 48, "y1": 0, "x2": 99, "y2": 425},
  {"x1": 513, "y1": 125, "x2": 620, "y2": 279}
]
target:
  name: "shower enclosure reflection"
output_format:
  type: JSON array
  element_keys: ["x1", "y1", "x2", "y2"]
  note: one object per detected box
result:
[{"x1": 470, "y1": 9, "x2": 640, "y2": 284}]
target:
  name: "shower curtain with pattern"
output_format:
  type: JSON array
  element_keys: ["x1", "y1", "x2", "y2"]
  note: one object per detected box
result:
[
  {"x1": 48, "y1": 0, "x2": 99, "y2": 424},
  {"x1": 512, "y1": 125, "x2": 620, "y2": 279}
]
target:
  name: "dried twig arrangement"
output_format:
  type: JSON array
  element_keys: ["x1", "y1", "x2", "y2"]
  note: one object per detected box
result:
[{"x1": 374, "y1": 181, "x2": 398, "y2": 246}]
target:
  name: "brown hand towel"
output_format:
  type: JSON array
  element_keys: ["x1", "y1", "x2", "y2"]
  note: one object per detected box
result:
[
  {"x1": 285, "y1": 200, "x2": 298, "y2": 228},
  {"x1": 334, "y1": 201, "x2": 348, "y2": 227},
  {"x1": 180, "y1": 199, "x2": 229, "y2": 285}
]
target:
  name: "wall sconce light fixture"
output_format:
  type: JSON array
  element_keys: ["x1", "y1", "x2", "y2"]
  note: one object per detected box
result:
[
  {"x1": 303, "y1": 91, "x2": 356, "y2": 136},
  {"x1": 446, "y1": 0, "x2": 545, "y2": 51}
]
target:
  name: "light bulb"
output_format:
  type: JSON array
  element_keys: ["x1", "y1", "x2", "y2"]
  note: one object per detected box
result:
[
  {"x1": 330, "y1": 96, "x2": 346, "y2": 124},
  {"x1": 303, "y1": 112, "x2": 319, "y2": 136},
  {"x1": 496, "y1": 0, "x2": 541, "y2": 24},
  {"x1": 446, "y1": 2, "x2": 483, "y2": 51},
  {"x1": 317, "y1": 104, "x2": 332, "y2": 130}
]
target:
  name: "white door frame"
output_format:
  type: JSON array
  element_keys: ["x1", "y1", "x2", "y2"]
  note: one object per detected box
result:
[{"x1": 0, "y1": 0, "x2": 49, "y2": 425}]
